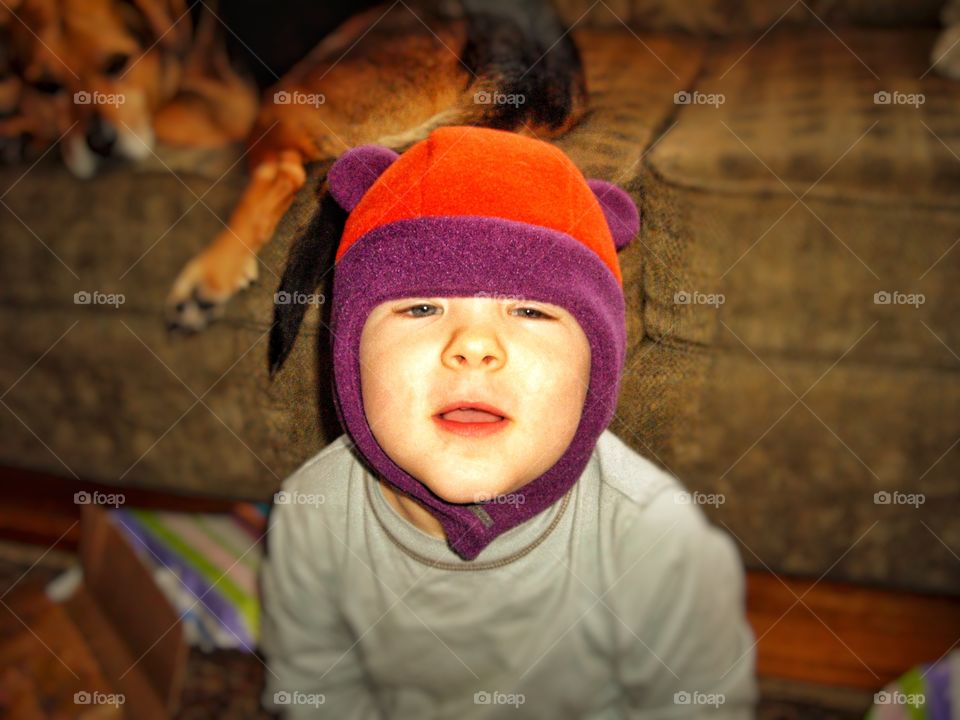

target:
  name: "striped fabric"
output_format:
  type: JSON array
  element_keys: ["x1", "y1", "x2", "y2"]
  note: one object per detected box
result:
[
  {"x1": 865, "y1": 651, "x2": 959, "y2": 719},
  {"x1": 108, "y1": 503, "x2": 269, "y2": 652}
]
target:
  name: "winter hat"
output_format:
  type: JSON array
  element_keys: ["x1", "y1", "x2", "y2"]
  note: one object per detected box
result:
[{"x1": 327, "y1": 125, "x2": 639, "y2": 561}]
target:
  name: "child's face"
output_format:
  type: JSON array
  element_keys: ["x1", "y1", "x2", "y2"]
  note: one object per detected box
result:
[{"x1": 359, "y1": 295, "x2": 591, "y2": 504}]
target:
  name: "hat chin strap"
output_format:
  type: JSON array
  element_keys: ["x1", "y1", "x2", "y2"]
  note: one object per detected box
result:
[{"x1": 349, "y1": 392, "x2": 609, "y2": 560}]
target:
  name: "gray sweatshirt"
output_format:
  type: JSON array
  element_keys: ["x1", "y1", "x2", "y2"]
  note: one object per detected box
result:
[{"x1": 259, "y1": 430, "x2": 758, "y2": 719}]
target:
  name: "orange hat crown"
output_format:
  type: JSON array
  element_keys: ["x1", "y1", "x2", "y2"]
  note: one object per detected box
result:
[{"x1": 330, "y1": 126, "x2": 637, "y2": 286}]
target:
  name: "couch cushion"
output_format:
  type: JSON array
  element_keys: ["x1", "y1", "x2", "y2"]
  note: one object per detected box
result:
[
  {"x1": 650, "y1": 28, "x2": 957, "y2": 206},
  {"x1": 637, "y1": 27, "x2": 960, "y2": 595},
  {"x1": 645, "y1": 28, "x2": 960, "y2": 359}
]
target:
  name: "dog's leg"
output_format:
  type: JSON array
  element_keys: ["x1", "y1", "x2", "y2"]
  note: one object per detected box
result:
[
  {"x1": 154, "y1": 1, "x2": 258, "y2": 147},
  {"x1": 165, "y1": 149, "x2": 306, "y2": 331},
  {"x1": 933, "y1": 0, "x2": 960, "y2": 79}
]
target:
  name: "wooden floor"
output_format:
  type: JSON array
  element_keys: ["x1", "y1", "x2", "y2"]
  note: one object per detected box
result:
[{"x1": 1, "y1": 464, "x2": 958, "y2": 692}]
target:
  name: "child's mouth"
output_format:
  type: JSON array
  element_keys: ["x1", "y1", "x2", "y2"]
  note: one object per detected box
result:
[
  {"x1": 440, "y1": 408, "x2": 502, "y2": 423},
  {"x1": 433, "y1": 408, "x2": 509, "y2": 438}
]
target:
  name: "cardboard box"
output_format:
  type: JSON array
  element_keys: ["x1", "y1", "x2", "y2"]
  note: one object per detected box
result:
[{"x1": 0, "y1": 504, "x2": 188, "y2": 719}]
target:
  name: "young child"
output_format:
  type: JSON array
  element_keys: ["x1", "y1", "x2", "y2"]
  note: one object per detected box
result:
[{"x1": 259, "y1": 126, "x2": 759, "y2": 718}]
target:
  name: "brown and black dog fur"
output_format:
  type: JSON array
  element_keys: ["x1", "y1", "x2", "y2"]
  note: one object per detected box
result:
[
  {"x1": 166, "y1": 0, "x2": 588, "y2": 347},
  {"x1": 0, "y1": 0, "x2": 257, "y2": 175},
  {"x1": 1, "y1": 0, "x2": 588, "y2": 344}
]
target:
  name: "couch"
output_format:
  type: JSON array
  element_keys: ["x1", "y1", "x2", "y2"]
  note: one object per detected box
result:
[{"x1": 1, "y1": 2, "x2": 957, "y2": 608}]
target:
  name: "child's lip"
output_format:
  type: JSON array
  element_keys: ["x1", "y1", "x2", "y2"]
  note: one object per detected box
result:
[
  {"x1": 434, "y1": 400, "x2": 509, "y2": 419},
  {"x1": 432, "y1": 414, "x2": 510, "y2": 438}
]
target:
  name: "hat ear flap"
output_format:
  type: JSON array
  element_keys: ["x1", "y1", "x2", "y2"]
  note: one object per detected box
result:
[
  {"x1": 587, "y1": 178, "x2": 639, "y2": 251},
  {"x1": 328, "y1": 145, "x2": 399, "y2": 212}
]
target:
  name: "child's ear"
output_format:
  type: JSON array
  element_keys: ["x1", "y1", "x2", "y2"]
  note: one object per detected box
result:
[
  {"x1": 586, "y1": 178, "x2": 640, "y2": 251},
  {"x1": 328, "y1": 145, "x2": 400, "y2": 212}
]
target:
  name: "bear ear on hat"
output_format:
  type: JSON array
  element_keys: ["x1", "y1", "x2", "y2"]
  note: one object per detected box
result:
[
  {"x1": 327, "y1": 145, "x2": 399, "y2": 212},
  {"x1": 587, "y1": 178, "x2": 640, "y2": 251}
]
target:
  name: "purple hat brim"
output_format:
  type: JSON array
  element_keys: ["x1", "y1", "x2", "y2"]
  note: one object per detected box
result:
[{"x1": 331, "y1": 216, "x2": 627, "y2": 561}]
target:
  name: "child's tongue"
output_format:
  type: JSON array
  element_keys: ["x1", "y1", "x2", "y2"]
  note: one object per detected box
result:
[{"x1": 442, "y1": 408, "x2": 503, "y2": 423}]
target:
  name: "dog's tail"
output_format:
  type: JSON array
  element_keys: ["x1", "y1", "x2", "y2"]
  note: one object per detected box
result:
[
  {"x1": 268, "y1": 176, "x2": 345, "y2": 378},
  {"x1": 374, "y1": 0, "x2": 587, "y2": 150},
  {"x1": 268, "y1": 0, "x2": 586, "y2": 376}
]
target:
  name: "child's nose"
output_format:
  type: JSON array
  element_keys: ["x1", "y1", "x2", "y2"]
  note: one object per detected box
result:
[{"x1": 441, "y1": 326, "x2": 505, "y2": 370}]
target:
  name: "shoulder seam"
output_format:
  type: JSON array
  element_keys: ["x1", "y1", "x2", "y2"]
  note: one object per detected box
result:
[
  {"x1": 596, "y1": 432, "x2": 682, "y2": 512},
  {"x1": 283, "y1": 435, "x2": 352, "y2": 491}
]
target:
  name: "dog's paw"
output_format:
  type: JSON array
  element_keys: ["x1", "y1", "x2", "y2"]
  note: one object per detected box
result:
[
  {"x1": 932, "y1": 24, "x2": 960, "y2": 80},
  {"x1": 165, "y1": 244, "x2": 259, "y2": 332}
]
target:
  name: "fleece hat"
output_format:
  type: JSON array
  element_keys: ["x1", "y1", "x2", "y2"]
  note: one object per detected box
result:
[{"x1": 327, "y1": 125, "x2": 639, "y2": 561}]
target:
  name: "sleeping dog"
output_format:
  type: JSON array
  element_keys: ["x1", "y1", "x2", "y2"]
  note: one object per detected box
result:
[
  {"x1": 164, "y1": 0, "x2": 588, "y2": 333},
  {"x1": 0, "y1": 0, "x2": 257, "y2": 177},
  {"x1": 0, "y1": 0, "x2": 585, "y2": 333}
]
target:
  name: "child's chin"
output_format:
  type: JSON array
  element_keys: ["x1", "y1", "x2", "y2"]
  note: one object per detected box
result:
[{"x1": 420, "y1": 476, "x2": 515, "y2": 505}]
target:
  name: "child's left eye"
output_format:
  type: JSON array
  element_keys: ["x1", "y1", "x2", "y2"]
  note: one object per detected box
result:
[{"x1": 511, "y1": 307, "x2": 551, "y2": 320}]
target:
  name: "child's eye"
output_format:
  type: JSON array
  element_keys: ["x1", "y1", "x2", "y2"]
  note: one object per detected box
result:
[
  {"x1": 399, "y1": 303, "x2": 440, "y2": 317},
  {"x1": 396, "y1": 303, "x2": 553, "y2": 319},
  {"x1": 511, "y1": 306, "x2": 552, "y2": 320}
]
